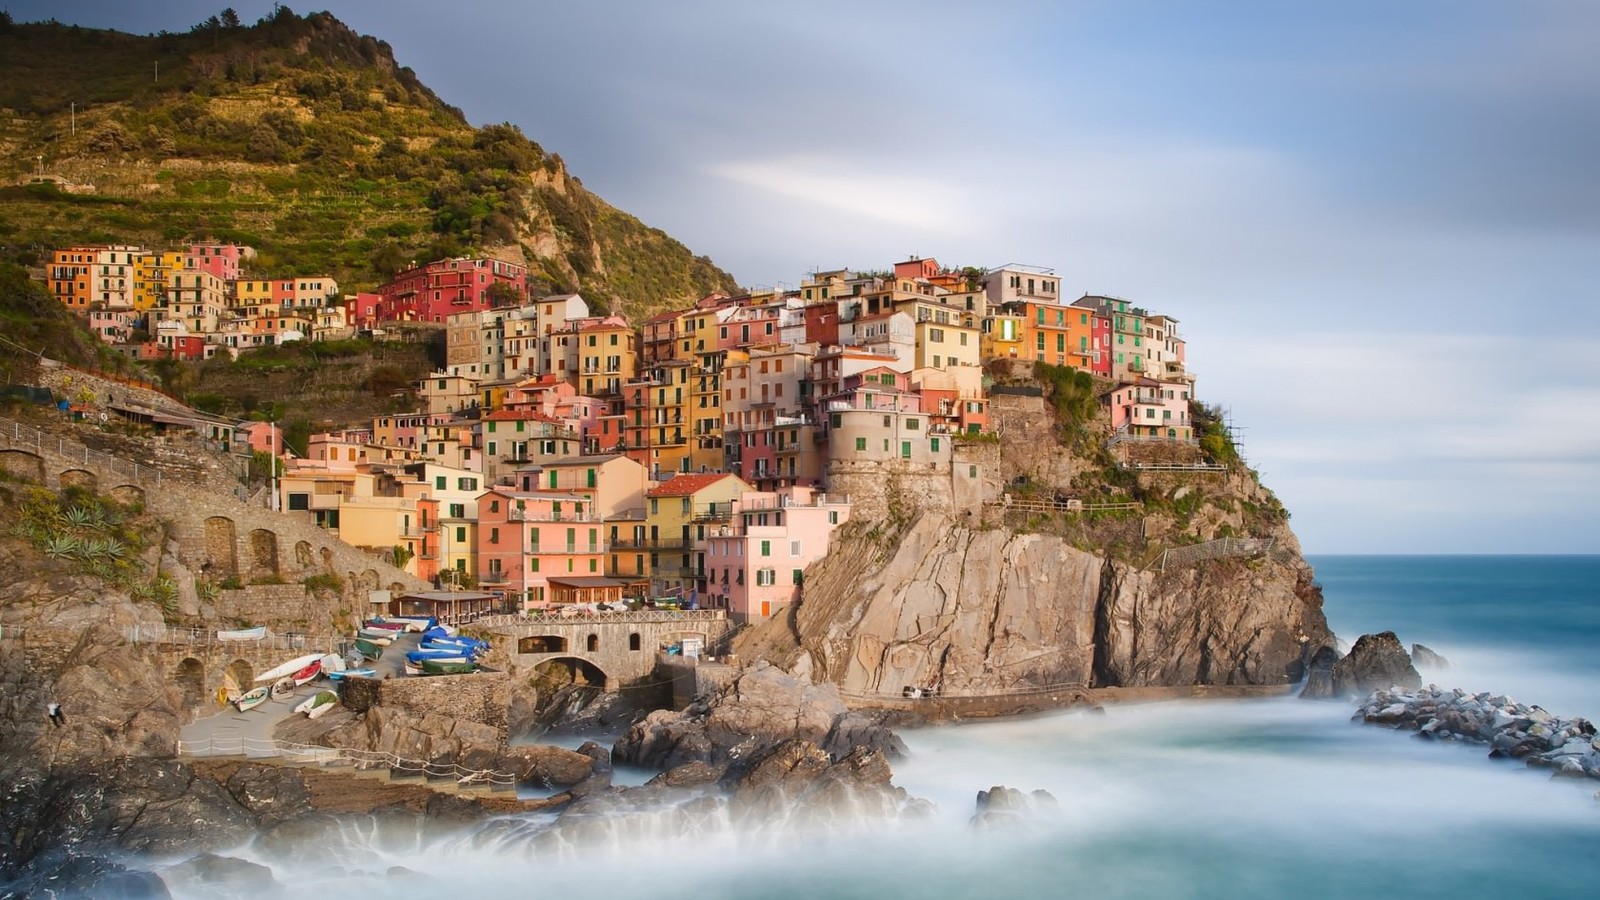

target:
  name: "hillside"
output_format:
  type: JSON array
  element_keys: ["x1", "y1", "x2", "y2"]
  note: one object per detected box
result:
[{"x1": 0, "y1": 8, "x2": 739, "y2": 317}]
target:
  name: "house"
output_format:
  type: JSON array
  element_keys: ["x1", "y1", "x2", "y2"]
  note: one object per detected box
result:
[
  {"x1": 643, "y1": 472, "x2": 752, "y2": 599},
  {"x1": 1106, "y1": 377, "x2": 1193, "y2": 441},
  {"x1": 475, "y1": 487, "x2": 616, "y2": 608},
  {"x1": 702, "y1": 486, "x2": 851, "y2": 622}
]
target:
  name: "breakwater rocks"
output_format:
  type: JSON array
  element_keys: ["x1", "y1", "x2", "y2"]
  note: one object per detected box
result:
[{"x1": 1357, "y1": 685, "x2": 1600, "y2": 783}]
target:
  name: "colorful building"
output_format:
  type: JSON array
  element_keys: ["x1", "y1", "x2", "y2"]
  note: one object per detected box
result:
[{"x1": 702, "y1": 486, "x2": 852, "y2": 622}]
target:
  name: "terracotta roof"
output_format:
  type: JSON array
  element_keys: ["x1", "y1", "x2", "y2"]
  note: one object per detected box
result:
[
  {"x1": 481, "y1": 408, "x2": 564, "y2": 422},
  {"x1": 648, "y1": 473, "x2": 737, "y2": 498}
]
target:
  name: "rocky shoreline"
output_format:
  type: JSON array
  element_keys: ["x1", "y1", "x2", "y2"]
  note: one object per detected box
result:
[{"x1": 1356, "y1": 685, "x2": 1600, "y2": 785}]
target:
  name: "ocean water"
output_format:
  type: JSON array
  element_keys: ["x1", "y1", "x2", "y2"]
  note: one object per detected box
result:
[{"x1": 161, "y1": 556, "x2": 1600, "y2": 898}]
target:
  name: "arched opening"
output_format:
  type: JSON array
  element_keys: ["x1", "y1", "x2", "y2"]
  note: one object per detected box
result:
[
  {"x1": 204, "y1": 516, "x2": 239, "y2": 578},
  {"x1": 295, "y1": 540, "x2": 315, "y2": 570},
  {"x1": 0, "y1": 449, "x2": 46, "y2": 483},
  {"x1": 58, "y1": 468, "x2": 98, "y2": 492},
  {"x1": 586, "y1": 633, "x2": 600, "y2": 652},
  {"x1": 109, "y1": 484, "x2": 145, "y2": 507},
  {"x1": 173, "y1": 657, "x2": 206, "y2": 709},
  {"x1": 519, "y1": 634, "x2": 568, "y2": 653},
  {"x1": 247, "y1": 528, "x2": 279, "y2": 580},
  {"x1": 222, "y1": 659, "x2": 254, "y2": 701},
  {"x1": 629, "y1": 632, "x2": 641, "y2": 651},
  {"x1": 531, "y1": 656, "x2": 608, "y2": 688}
]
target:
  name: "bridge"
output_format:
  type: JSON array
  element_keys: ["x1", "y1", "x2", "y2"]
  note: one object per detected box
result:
[{"x1": 474, "y1": 609, "x2": 734, "y2": 690}]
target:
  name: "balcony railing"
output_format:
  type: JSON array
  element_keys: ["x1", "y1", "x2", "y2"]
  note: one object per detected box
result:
[
  {"x1": 691, "y1": 503, "x2": 733, "y2": 522},
  {"x1": 508, "y1": 508, "x2": 596, "y2": 523},
  {"x1": 608, "y1": 538, "x2": 689, "y2": 551}
]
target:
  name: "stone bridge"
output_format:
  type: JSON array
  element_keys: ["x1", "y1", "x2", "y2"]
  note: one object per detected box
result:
[
  {"x1": 119, "y1": 626, "x2": 347, "y2": 708},
  {"x1": 0, "y1": 415, "x2": 425, "y2": 627},
  {"x1": 474, "y1": 610, "x2": 734, "y2": 690}
]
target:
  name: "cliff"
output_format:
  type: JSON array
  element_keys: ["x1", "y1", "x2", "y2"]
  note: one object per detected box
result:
[{"x1": 736, "y1": 368, "x2": 1333, "y2": 701}]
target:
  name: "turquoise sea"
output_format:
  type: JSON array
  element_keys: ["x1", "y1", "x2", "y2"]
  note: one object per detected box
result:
[{"x1": 168, "y1": 555, "x2": 1600, "y2": 899}]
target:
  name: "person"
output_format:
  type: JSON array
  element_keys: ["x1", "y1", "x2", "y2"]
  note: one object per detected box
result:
[{"x1": 46, "y1": 702, "x2": 65, "y2": 728}]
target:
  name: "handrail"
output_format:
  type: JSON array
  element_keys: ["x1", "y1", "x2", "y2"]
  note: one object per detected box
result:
[
  {"x1": 0, "y1": 415, "x2": 164, "y2": 485},
  {"x1": 473, "y1": 608, "x2": 726, "y2": 626},
  {"x1": 175, "y1": 735, "x2": 520, "y2": 787}
]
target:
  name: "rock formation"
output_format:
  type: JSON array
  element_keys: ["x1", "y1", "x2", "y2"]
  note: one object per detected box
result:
[
  {"x1": 1330, "y1": 631, "x2": 1421, "y2": 699},
  {"x1": 1357, "y1": 685, "x2": 1600, "y2": 782},
  {"x1": 774, "y1": 514, "x2": 1330, "y2": 699}
]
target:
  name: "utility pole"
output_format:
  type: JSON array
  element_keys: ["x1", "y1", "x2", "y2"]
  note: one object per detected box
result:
[
  {"x1": 70, "y1": 102, "x2": 75, "y2": 136},
  {"x1": 269, "y1": 420, "x2": 279, "y2": 511},
  {"x1": 154, "y1": 61, "x2": 159, "y2": 82}
]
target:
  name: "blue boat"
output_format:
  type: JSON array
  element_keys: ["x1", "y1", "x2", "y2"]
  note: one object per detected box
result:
[
  {"x1": 406, "y1": 648, "x2": 469, "y2": 663},
  {"x1": 328, "y1": 668, "x2": 375, "y2": 681}
]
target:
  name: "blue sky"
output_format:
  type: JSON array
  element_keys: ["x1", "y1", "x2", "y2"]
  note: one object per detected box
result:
[{"x1": 9, "y1": 1, "x2": 1600, "y2": 554}]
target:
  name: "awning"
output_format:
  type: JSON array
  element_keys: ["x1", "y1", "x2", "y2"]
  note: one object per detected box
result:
[{"x1": 546, "y1": 576, "x2": 627, "y2": 588}]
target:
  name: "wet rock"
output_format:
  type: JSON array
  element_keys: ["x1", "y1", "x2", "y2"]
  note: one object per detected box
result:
[
  {"x1": 159, "y1": 853, "x2": 279, "y2": 899},
  {"x1": 1331, "y1": 632, "x2": 1421, "y2": 698},
  {"x1": 2, "y1": 852, "x2": 172, "y2": 900},
  {"x1": 647, "y1": 759, "x2": 725, "y2": 788},
  {"x1": 1410, "y1": 643, "x2": 1451, "y2": 669},
  {"x1": 494, "y1": 744, "x2": 595, "y2": 788},
  {"x1": 224, "y1": 764, "x2": 313, "y2": 825},
  {"x1": 972, "y1": 785, "x2": 1062, "y2": 829},
  {"x1": 1298, "y1": 645, "x2": 1341, "y2": 700}
]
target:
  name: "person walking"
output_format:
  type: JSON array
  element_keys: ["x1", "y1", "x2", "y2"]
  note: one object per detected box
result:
[{"x1": 46, "y1": 702, "x2": 65, "y2": 728}]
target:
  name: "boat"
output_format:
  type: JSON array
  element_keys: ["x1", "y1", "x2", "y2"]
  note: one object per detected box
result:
[
  {"x1": 355, "y1": 630, "x2": 395, "y2": 645},
  {"x1": 254, "y1": 653, "x2": 325, "y2": 684},
  {"x1": 270, "y1": 677, "x2": 296, "y2": 698},
  {"x1": 319, "y1": 653, "x2": 346, "y2": 677},
  {"x1": 327, "y1": 668, "x2": 375, "y2": 681},
  {"x1": 290, "y1": 660, "x2": 322, "y2": 686},
  {"x1": 294, "y1": 690, "x2": 338, "y2": 718},
  {"x1": 421, "y1": 624, "x2": 459, "y2": 640},
  {"x1": 353, "y1": 638, "x2": 384, "y2": 660},
  {"x1": 406, "y1": 648, "x2": 470, "y2": 663},
  {"x1": 363, "y1": 619, "x2": 407, "y2": 632},
  {"x1": 234, "y1": 686, "x2": 270, "y2": 711},
  {"x1": 216, "y1": 626, "x2": 266, "y2": 642},
  {"x1": 419, "y1": 658, "x2": 477, "y2": 675}
]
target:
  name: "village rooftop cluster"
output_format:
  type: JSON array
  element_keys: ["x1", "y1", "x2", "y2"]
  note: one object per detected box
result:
[{"x1": 42, "y1": 248, "x2": 1198, "y2": 623}]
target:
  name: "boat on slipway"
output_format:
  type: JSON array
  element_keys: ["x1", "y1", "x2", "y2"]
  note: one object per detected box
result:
[
  {"x1": 254, "y1": 653, "x2": 324, "y2": 685},
  {"x1": 234, "y1": 686, "x2": 270, "y2": 712}
]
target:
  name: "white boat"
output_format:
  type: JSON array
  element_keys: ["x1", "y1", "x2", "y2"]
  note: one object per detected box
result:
[
  {"x1": 294, "y1": 690, "x2": 338, "y2": 718},
  {"x1": 254, "y1": 653, "x2": 325, "y2": 684},
  {"x1": 217, "y1": 626, "x2": 266, "y2": 642},
  {"x1": 320, "y1": 653, "x2": 346, "y2": 677}
]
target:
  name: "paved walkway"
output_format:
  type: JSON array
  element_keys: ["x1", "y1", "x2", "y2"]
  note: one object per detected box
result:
[{"x1": 180, "y1": 632, "x2": 420, "y2": 757}]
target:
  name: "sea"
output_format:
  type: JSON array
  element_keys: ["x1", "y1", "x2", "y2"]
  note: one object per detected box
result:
[{"x1": 165, "y1": 556, "x2": 1600, "y2": 899}]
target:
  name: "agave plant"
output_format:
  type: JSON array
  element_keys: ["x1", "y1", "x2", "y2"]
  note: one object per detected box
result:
[
  {"x1": 195, "y1": 579, "x2": 220, "y2": 602},
  {"x1": 64, "y1": 506, "x2": 98, "y2": 529},
  {"x1": 42, "y1": 534, "x2": 84, "y2": 560},
  {"x1": 79, "y1": 537, "x2": 128, "y2": 563}
]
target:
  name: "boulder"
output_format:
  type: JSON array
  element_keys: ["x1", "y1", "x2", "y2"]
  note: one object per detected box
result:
[
  {"x1": 224, "y1": 764, "x2": 314, "y2": 825},
  {"x1": 1411, "y1": 643, "x2": 1451, "y2": 669},
  {"x1": 972, "y1": 785, "x2": 1062, "y2": 830},
  {"x1": 1331, "y1": 632, "x2": 1420, "y2": 698},
  {"x1": 1298, "y1": 645, "x2": 1341, "y2": 700},
  {"x1": 158, "y1": 853, "x2": 278, "y2": 898}
]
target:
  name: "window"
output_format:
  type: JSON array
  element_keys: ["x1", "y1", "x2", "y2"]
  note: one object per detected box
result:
[
  {"x1": 931, "y1": 438, "x2": 941, "y2": 452},
  {"x1": 489, "y1": 527, "x2": 500, "y2": 544},
  {"x1": 756, "y1": 568, "x2": 775, "y2": 586},
  {"x1": 906, "y1": 418, "x2": 920, "y2": 431},
  {"x1": 489, "y1": 500, "x2": 500, "y2": 513},
  {"x1": 901, "y1": 441, "x2": 911, "y2": 459},
  {"x1": 455, "y1": 526, "x2": 466, "y2": 542},
  {"x1": 792, "y1": 569, "x2": 804, "y2": 585},
  {"x1": 288, "y1": 493, "x2": 309, "y2": 511},
  {"x1": 828, "y1": 510, "x2": 839, "y2": 525},
  {"x1": 449, "y1": 503, "x2": 465, "y2": 518},
  {"x1": 457, "y1": 478, "x2": 477, "y2": 491},
  {"x1": 760, "y1": 540, "x2": 771, "y2": 557},
  {"x1": 435, "y1": 476, "x2": 446, "y2": 490},
  {"x1": 855, "y1": 437, "x2": 867, "y2": 451}
]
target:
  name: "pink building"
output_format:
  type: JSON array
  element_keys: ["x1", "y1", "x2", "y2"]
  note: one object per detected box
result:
[
  {"x1": 373, "y1": 257, "x2": 527, "y2": 324},
  {"x1": 345, "y1": 292, "x2": 382, "y2": 331},
  {"x1": 475, "y1": 488, "x2": 616, "y2": 608},
  {"x1": 702, "y1": 486, "x2": 852, "y2": 623},
  {"x1": 239, "y1": 421, "x2": 283, "y2": 456},
  {"x1": 187, "y1": 243, "x2": 244, "y2": 282},
  {"x1": 1106, "y1": 377, "x2": 1193, "y2": 440}
]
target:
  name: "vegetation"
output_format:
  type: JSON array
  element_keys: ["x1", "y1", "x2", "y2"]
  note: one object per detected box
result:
[
  {"x1": 1, "y1": 481, "x2": 180, "y2": 612},
  {"x1": 1033, "y1": 362, "x2": 1100, "y2": 447},
  {"x1": 1192, "y1": 402, "x2": 1240, "y2": 468},
  {"x1": 0, "y1": 262, "x2": 143, "y2": 384},
  {"x1": 0, "y1": 9, "x2": 739, "y2": 317}
]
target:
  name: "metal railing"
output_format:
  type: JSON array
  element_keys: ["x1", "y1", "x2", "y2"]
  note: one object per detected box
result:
[
  {"x1": 473, "y1": 608, "x2": 726, "y2": 626},
  {"x1": 123, "y1": 624, "x2": 339, "y2": 652},
  {"x1": 1155, "y1": 537, "x2": 1275, "y2": 571},
  {"x1": 175, "y1": 736, "x2": 519, "y2": 789},
  {"x1": 1, "y1": 415, "x2": 165, "y2": 485}
]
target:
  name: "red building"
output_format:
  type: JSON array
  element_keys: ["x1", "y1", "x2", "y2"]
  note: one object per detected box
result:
[{"x1": 373, "y1": 257, "x2": 527, "y2": 324}]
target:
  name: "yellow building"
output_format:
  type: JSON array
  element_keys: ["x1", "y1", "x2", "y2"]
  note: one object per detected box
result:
[
  {"x1": 644, "y1": 473, "x2": 752, "y2": 597},
  {"x1": 134, "y1": 251, "x2": 184, "y2": 312},
  {"x1": 574, "y1": 316, "x2": 638, "y2": 398}
]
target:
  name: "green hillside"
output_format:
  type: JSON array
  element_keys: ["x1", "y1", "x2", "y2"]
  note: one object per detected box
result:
[{"x1": 0, "y1": 8, "x2": 738, "y2": 317}]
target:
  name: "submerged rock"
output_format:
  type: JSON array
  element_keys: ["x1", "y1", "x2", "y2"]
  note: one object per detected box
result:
[
  {"x1": 1298, "y1": 645, "x2": 1341, "y2": 700},
  {"x1": 971, "y1": 785, "x2": 1061, "y2": 830}
]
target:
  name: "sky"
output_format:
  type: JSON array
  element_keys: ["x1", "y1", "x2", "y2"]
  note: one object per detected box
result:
[{"x1": 9, "y1": 1, "x2": 1600, "y2": 554}]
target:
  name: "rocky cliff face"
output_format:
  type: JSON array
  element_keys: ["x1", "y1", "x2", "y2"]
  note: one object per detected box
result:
[{"x1": 772, "y1": 511, "x2": 1330, "y2": 698}]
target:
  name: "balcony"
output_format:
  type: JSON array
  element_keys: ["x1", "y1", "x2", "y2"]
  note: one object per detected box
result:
[
  {"x1": 692, "y1": 503, "x2": 733, "y2": 523},
  {"x1": 508, "y1": 508, "x2": 597, "y2": 523},
  {"x1": 608, "y1": 538, "x2": 689, "y2": 551}
]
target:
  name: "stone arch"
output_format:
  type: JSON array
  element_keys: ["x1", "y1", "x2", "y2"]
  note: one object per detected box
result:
[
  {"x1": 58, "y1": 468, "x2": 98, "y2": 492},
  {"x1": 246, "y1": 529, "x2": 279, "y2": 581},
  {"x1": 360, "y1": 569, "x2": 380, "y2": 591},
  {"x1": 108, "y1": 484, "x2": 145, "y2": 507},
  {"x1": 205, "y1": 516, "x2": 238, "y2": 578},
  {"x1": 222, "y1": 659, "x2": 254, "y2": 700},
  {"x1": 519, "y1": 634, "x2": 568, "y2": 653},
  {"x1": 532, "y1": 656, "x2": 607, "y2": 687},
  {"x1": 586, "y1": 633, "x2": 600, "y2": 652},
  {"x1": 0, "y1": 449, "x2": 45, "y2": 483},
  {"x1": 173, "y1": 657, "x2": 207, "y2": 709},
  {"x1": 295, "y1": 541, "x2": 315, "y2": 570},
  {"x1": 629, "y1": 632, "x2": 641, "y2": 651}
]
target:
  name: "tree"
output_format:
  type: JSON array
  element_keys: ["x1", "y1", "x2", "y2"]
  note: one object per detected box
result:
[{"x1": 220, "y1": 8, "x2": 240, "y2": 28}]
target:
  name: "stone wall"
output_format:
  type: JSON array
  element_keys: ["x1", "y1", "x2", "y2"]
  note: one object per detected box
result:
[
  {"x1": 826, "y1": 440, "x2": 1001, "y2": 522},
  {"x1": 211, "y1": 585, "x2": 334, "y2": 633},
  {"x1": 37, "y1": 360, "x2": 191, "y2": 416},
  {"x1": 342, "y1": 672, "x2": 514, "y2": 742}
]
